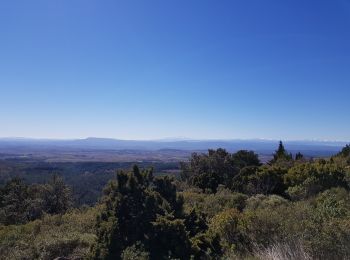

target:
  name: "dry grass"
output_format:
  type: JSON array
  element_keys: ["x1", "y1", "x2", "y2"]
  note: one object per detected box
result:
[{"x1": 253, "y1": 240, "x2": 311, "y2": 260}]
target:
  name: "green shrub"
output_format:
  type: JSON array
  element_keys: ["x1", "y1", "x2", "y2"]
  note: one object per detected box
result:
[
  {"x1": 244, "y1": 194, "x2": 289, "y2": 211},
  {"x1": 285, "y1": 161, "x2": 348, "y2": 199},
  {"x1": 232, "y1": 166, "x2": 286, "y2": 196},
  {"x1": 209, "y1": 208, "x2": 247, "y2": 253},
  {"x1": 121, "y1": 243, "x2": 149, "y2": 260},
  {"x1": 0, "y1": 207, "x2": 97, "y2": 260},
  {"x1": 182, "y1": 188, "x2": 248, "y2": 218}
]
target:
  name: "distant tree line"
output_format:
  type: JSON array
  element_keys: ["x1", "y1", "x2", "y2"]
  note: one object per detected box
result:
[{"x1": 0, "y1": 175, "x2": 72, "y2": 225}]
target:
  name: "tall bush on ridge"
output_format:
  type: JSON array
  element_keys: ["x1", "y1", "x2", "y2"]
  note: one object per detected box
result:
[
  {"x1": 181, "y1": 149, "x2": 260, "y2": 192},
  {"x1": 91, "y1": 165, "x2": 192, "y2": 260}
]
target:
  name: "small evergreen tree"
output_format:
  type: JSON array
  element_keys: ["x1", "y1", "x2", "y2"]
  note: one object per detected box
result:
[
  {"x1": 91, "y1": 166, "x2": 191, "y2": 260},
  {"x1": 338, "y1": 144, "x2": 350, "y2": 157},
  {"x1": 42, "y1": 174, "x2": 72, "y2": 215},
  {"x1": 0, "y1": 178, "x2": 29, "y2": 225},
  {"x1": 295, "y1": 152, "x2": 304, "y2": 161},
  {"x1": 270, "y1": 141, "x2": 292, "y2": 164}
]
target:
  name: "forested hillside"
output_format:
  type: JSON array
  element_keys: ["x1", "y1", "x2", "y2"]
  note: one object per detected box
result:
[
  {"x1": 1, "y1": 142, "x2": 349, "y2": 259},
  {"x1": 0, "y1": 161, "x2": 180, "y2": 206}
]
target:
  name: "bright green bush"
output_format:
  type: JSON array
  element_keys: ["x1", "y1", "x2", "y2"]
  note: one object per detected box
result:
[
  {"x1": 182, "y1": 187, "x2": 248, "y2": 218},
  {"x1": 244, "y1": 194, "x2": 289, "y2": 211},
  {"x1": 238, "y1": 189, "x2": 350, "y2": 259},
  {"x1": 285, "y1": 161, "x2": 348, "y2": 199},
  {"x1": 0, "y1": 207, "x2": 97, "y2": 260},
  {"x1": 209, "y1": 208, "x2": 248, "y2": 253}
]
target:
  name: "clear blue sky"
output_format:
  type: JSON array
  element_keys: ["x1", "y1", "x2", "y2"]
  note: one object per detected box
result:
[{"x1": 1, "y1": 0, "x2": 350, "y2": 140}]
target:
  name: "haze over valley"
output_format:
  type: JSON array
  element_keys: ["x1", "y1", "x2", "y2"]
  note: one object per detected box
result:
[{"x1": 0, "y1": 137, "x2": 347, "y2": 162}]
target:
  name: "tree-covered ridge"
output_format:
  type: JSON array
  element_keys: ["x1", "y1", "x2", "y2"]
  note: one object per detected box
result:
[{"x1": 0, "y1": 142, "x2": 349, "y2": 259}]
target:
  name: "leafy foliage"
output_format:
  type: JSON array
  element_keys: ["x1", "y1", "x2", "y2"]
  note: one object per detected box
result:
[
  {"x1": 270, "y1": 141, "x2": 293, "y2": 164},
  {"x1": 181, "y1": 149, "x2": 260, "y2": 192},
  {"x1": 91, "y1": 166, "x2": 192, "y2": 259},
  {"x1": 0, "y1": 175, "x2": 72, "y2": 225},
  {"x1": 0, "y1": 178, "x2": 30, "y2": 225},
  {"x1": 0, "y1": 207, "x2": 97, "y2": 260},
  {"x1": 121, "y1": 242, "x2": 149, "y2": 260},
  {"x1": 182, "y1": 187, "x2": 248, "y2": 218},
  {"x1": 285, "y1": 160, "x2": 348, "y2": 200},
  {"x1": 232, "y1": 166, "x2": 286, "y2": 196},
  {"x1": 1, "y1": 143, "x2": 350, "y2": 259}
]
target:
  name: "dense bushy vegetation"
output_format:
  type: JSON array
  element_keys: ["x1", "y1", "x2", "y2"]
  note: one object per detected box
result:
[
  {"x1": 1, "y1": 142, "x2": 350, "y2": 259},
  {"x1": 0, "y1": 161, "x2": 180, "y2": 206},
  {"x1": 0, "y1": 207, "x2": 97, "y2": 259},
  {"x1": 0, "y1": 175, "x2": 72, "y2": 225},
  {"x1": 91, "y1": 165, "x2": 221, "y2": 260}
]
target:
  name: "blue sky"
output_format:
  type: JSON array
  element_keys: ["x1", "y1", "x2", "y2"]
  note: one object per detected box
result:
[{"x1": 0, "y1": 0, "x2": 350, "y2": 140}]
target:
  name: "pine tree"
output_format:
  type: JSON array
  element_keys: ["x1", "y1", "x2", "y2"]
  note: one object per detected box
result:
[
  {"x1": 270, "y1": 141, "x2": 292, "y2": 163},
  {"x1": 91, "y1": 165, "x2": 191, "y2": 260},
  {"x1": 295, "y1": 152, "x2": 304, "y2": 160}
]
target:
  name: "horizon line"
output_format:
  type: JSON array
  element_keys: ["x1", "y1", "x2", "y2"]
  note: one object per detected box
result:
[{"x1": 0, "y1": 136, "x2": 349, "y2": 143}]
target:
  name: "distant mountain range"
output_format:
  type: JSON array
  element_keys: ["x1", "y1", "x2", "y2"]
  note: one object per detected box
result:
[{"x1": 0, "y1": 137, "x2": 348, "y2": 157}]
